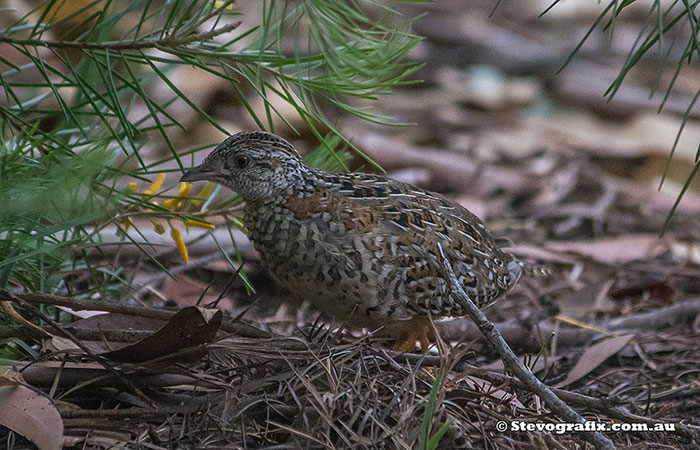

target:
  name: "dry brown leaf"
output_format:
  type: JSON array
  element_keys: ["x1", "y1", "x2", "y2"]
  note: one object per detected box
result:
[
  {"x1": 101, "y1": 306, "x2": 222, "y2": 365},
  {"x1": 46, "y1": 308, "x2": 228, "y2": 359},
  {"x1": 0, "y1": 385, "x2": 63, "y2": 450},
  {"x1": 61, "y1": 313, "x2": 170, "y2": 353},
  {"x1": 555, "y1": 334, "x2": 634, "y2": 388},
  {"x1": 55, "y1": 304, "x2": 109, "y2": 319},
  {"x1": 546, "y1": 234, "x2": 671, "y2": 264},
  {"x1": 70, "y1": 312, "x2": 165, "y2": 334}
]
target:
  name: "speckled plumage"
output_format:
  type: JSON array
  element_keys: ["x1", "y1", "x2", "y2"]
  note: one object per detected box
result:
[{"x1": 182, "y1": 131, "x2": 522, "y2": 351}]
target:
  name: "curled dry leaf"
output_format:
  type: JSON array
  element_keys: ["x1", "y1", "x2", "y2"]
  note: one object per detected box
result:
[
  {"x1": 101, "y1": 306, "x2": 222, "y2": 365},
  {"x1": 0, "y1": 383, "x2": 63, "y2": 450},
  {"x1": 55, "y1": 313, "x2": 169, "y2": 353},
  {"x1": 69, "y1": 312, "x2": 166, "y2": 335}
]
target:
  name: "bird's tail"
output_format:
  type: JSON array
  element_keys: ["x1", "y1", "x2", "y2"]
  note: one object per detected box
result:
[
  {"x1": 506, "y1": 259, "x2": 550, "y2": 293},
  {"x1": 517, "y1": 260, "x2": 551, "y2": 278},
  {"x1": 496, "y1": 237, "x2": 551, "y2": 281}
]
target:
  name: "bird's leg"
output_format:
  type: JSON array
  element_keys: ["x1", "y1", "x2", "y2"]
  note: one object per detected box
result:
[
  {"x1": 417, "y1": 327, "x2": 430, "y2": 354},
  {"x1": 393, "y1": 317, "x2": 434, "y2": 353},
  {"x1": 393, "y1": 330, "x2": 418, "y2": 353}
]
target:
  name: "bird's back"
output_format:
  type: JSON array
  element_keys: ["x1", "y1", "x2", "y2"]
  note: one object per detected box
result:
[{"x1": 245, "y1": 169, "x2": 519, "y2": 323}]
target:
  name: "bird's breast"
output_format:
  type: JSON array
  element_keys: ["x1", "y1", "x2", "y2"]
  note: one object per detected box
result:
[{"x1": 242, "y1": 194, "x2": 416, "y2": 323}]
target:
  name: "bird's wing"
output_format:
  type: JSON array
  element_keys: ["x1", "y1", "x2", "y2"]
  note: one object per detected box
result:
[{"x1": 321, "y1": 173, "x2": 518, "y2": 316}]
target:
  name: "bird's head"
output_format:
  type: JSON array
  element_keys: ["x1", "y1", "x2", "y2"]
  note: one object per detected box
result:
[{"x1": 181, "y1": 131, "x2": 310, "y2": 203}]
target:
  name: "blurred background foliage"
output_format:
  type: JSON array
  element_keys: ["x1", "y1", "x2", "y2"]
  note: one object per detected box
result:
[{"x1": 556, "y1": 0, "x2": 700, "y2": 228}]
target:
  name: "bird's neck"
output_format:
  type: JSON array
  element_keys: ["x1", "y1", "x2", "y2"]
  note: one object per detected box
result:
[{"x1": 242, "y1": 166, "x2": 323, "y2": 218}]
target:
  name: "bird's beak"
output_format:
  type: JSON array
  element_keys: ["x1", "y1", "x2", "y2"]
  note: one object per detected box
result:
[{"x1": 180, "y1": 164, "x2": 211, "y2": 183}]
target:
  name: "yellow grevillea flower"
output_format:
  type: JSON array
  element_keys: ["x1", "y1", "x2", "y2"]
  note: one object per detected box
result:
[
  {"x1": 178, "y1": 182, "x2": 192, "y2": 197},
  {"x1": 161, "y1": 198, "x2": 179, "y2": 209},
  {"x1": 184, "y1": 219, "x2": 216, "y2": 230},
  {"x1": 121, "y1": 217, "x2": 133, "y2": 231},
  {"x1": 162, "y1": 182, "x2": 193, "y2": 209},
  {"x1": 123, "y1": 173, "x2": 218, "y2": 264},
  {"x1": 142, "y1": 173, "x2": 165, "y2": 196},
  {"x1": 170, "y1": 228, "x2": 188, "y2": 264},
  {"x1": 191, "y1": 182, "x2": 215, "y2": 206},
  {"x1": 214, "y1": 0, "x2": 234, "y2": 10}
]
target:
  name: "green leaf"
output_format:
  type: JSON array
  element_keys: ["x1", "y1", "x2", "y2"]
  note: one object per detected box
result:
[
  {"x1": 418, "y1": 373, "x2": 442, "y2": 450},
  {"x1": 428, "y1": 417, "x2": 453, "y2": 450}
]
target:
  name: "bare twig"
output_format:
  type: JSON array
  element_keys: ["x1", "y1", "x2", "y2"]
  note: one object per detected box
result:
[
  {"x1": 436, "y1": 298, "x2": 700, "y2": 348},
  {"x1": 603, "y1": 298, "x2": 700, "y2": 330},
  {"x1": 437, "y1": 243, "x2": 616, "y2": 450},
  {"x1": 0, "y1": 21, "x2": 242, "y2": 51},
  {"x1": 10, "y1": 293, "x2": 156, "y2": 407},
  {"x1": 0, "y1": 290, "x2": 272, "y2": 339},
  {"x1": 1, "y1": 300, "x2": 51, "y2": 338}
]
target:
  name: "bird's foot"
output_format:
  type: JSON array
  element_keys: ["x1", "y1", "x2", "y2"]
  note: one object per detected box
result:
[{"x1": 393, "y1": 317, "x2": 433, "y2": 353}]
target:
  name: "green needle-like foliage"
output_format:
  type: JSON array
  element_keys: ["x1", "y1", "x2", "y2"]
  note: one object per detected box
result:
[
  {"x1": 550, "y1": 0, "x2": 700, "y2": 230},
  {"x1": 0, "y1": 0, "x2": 425, "y2": 300},
  {"x1": 0, "y1": 132, "x2": 119, "y2": 291}
]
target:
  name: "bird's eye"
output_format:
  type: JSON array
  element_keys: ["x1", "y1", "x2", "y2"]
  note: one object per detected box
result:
[{"x1": 233, "y1": 155, "x2": 249, "y2": 169}]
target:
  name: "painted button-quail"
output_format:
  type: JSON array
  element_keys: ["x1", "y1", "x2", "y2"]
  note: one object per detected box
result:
[{"x1": 181, "y1": 131, "x2": 523, "y2": 352}]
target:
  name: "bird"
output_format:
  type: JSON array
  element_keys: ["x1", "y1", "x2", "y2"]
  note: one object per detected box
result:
[{"x1": 181, "y1": 131, "x2": 524, "y2": 352}]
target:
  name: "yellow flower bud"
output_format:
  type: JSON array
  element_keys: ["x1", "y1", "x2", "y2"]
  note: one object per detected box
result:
[
  {"x1": 127, "y1": 182, "x2": 139, "y2": 192},
  {"x1": 170, "y1": 228, "x2": 188, "y2": 264},
  {"x1": 162, "y1": 198, "x2": 181, "y2": 209},
  {"x1": 154, "y1": 223, "x2": 165, "y2": 234},
  {"x1": 143, "y1": 173, "x2": 165, "y2": 196},
  {"x1": 183, "y1": 219, "x2": 216, "y2": 230},
  {"x1": 214, "y1": 0, "x2": 234, "y2": 10},
  {"x1": 192, "y1": 182, "x2": 214, "y2": 206},
  {"x1": 178, "y1": 182, "x2": 192, "y2": 197},
  {"x1": 199, "y1": 182, "x2": 215, "y2": 197}
]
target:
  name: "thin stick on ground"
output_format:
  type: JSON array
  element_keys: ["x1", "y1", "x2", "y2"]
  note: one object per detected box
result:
[
  {"x1": 10, "y1": 294, "x2": 156, "y2": 408},
  {"x1": 0, "y1": 289, "x2": 271, "y2": 339},
  {"x1": 437, "y1": 243, "x2": 616, "y2": 450}
]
